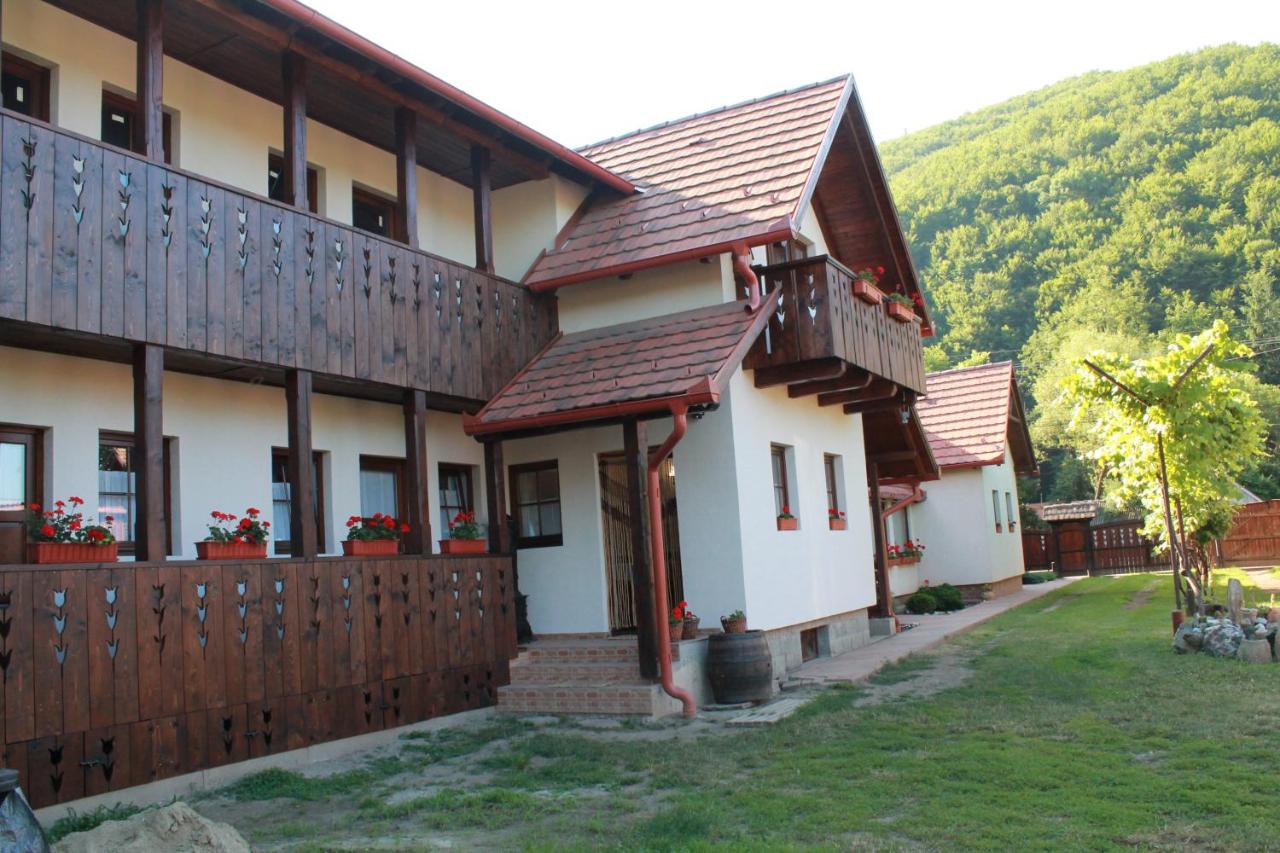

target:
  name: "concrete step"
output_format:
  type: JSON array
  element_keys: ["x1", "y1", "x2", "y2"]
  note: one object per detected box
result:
[
  {"x1": 496, "y1": 682, "x2": 679, "y2": 717},
  {"x1": 508, "y1": 659, "x2": 641, "y2": 685}
]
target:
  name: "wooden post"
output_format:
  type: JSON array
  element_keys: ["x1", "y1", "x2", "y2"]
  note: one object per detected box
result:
[
  {"x1": 867, "y1": 460, "x2": 893, "y2": 619},
  {"x1": 624, "y1": 418, "x2": 658, "y2": 680},
  {"x1": 286, "y1": 370, "x2": 318, "y2": 558},
  {"x1": 394, "y1": 107, "x2": 419, "y2": 248},
  {"x1": 484, "y1": 441, "x2": 509, "y2": 554},
  {"x1": 282, "y1": 51, "x2": 309, "y2": 211},
  {"x1": 135, "y1": 0, "x2": 165, "y2": 160},
  {"x1": 402, "y1": 389, "x2": 430, "y2": 553},
  {"x1": 1157, "y1": 435, "x2": 1184, "y2": 611},
  {"x1": 471, "y1": 144, "x2": 493, "y2": 273},
  {"x1": 133, "y1": 344, "x2": 166, "y2": 561}
]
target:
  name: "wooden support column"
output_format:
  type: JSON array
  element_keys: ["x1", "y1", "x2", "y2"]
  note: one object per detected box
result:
[
  {"x1": 471, "y1": 144, "x2": 493, "y2": 272},
  {"x1": 132, "y1": 344, "x2": 166, "y2": 561},
  {"x1": 282, "y1": 51, "x2": 309, "y2": 211},
  {"x1": 394, "y1": 107, "x2": 419, "y2": 247},
  {"x1": 624, "y1": 418, "x2": 659, "y2": 680},
  {"x1": 484, "y1": 440, "x2": 509, "y2": 554},
  {"x1": 402, "y1": 389, "x2": 430, "y2": 553},
  {"x1": 867, "y1": 460, "x2": 893, "y2": 619},
  {"x1": 135, "y1": 0, "x2": 165, "y2": 160},
  {"x1": 286, "y1": 370, "x2": 318, "y2": 558}
]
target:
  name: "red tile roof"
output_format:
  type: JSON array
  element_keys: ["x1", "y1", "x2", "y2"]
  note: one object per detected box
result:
[
  {"x1": 463, "y1": 294, "x2": 778, "y2": 437},
  {"x1": 917, "y1": 362, "x2": 1036, "y2": 473},
  {"x1": 523, "y1": 77, "x2": 852, "y2": 289}
]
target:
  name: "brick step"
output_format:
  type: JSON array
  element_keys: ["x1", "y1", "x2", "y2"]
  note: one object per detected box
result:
[
  {"x1": 508, "y1": 660, "x2": 642, "y2": 685},
  {"x1": 520, "y1": 641, "x2": 639, "y2": 664},
  {"x1": 497, "y1": 682, "x2": 678, "y2": 716}
]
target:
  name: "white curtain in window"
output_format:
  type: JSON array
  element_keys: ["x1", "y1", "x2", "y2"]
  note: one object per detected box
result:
[{"x1": 360, "y1": 469, "x2": 397, "y2": 518}]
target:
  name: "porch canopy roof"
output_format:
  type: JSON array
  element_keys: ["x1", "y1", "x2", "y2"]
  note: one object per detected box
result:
[
  {"x1": 865, "y1": 404, "x2": 940, "y2": 485},
  {"x1": 462, "y1": 293, "x2": 778, "y2": 439}
]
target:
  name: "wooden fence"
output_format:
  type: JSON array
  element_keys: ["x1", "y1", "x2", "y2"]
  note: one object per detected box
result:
[
  {"x1": 0, "y1": 554, "x2": 515, "y2": 808},
  {"x1": 1213, "y1": 500, "x2": 1280, "y2": 566},
  {"x1": 1022, "y1": 519, "x2": 1169, "y2": 576}
]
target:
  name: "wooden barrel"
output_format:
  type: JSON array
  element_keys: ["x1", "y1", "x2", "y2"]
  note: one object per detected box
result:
[{"x1": 707, "y1": 630, "x2": 773, "y2": 704}]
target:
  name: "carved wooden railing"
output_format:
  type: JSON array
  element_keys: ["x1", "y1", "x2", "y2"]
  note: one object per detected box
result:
[
  {"x1": 744, "y1": 255, "x2": 926, "y2": 394},
  {"x1": 0, "y1": 110, "x2": 556, "y2": 402},
  {"x1": 0, "y1": 553, "x2": 516, "y2": 808}
]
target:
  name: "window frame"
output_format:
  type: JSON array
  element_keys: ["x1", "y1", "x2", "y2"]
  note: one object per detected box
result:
[
  {"x1": 271, "y1": 448, "x2": 326, "y2": 556},
  {"x1": 0, "y1": 425, "x2": 43, "y2": 565},
  {"x1": 823, "y1": 453, "x2": 841, "y2": 516},
  {"x1": 437, "y1": 463, "x2": 475, "y2": 540},
  {"x1": 98, "y1": 430, "x2": 173, "y2": 557},
  {"x1": 1006, "y1": 491, "x2": 1016, "y2": 533},
  {"x1": 351, "y1": 184, "x2": 399, "y2": 240},
  {"x1": 101, "y1": 89, "x2": 174, "y2": 164},
  {"x1": 992, "y1": 489, "x2": 1003, "y2": 533},
  {"x1": 508, "y1": 460, "x2": 563, "y2": 549},
  {"x1": 770, "y1": 444, "x2": 791, "y2": 518},
  {"x1": 2, "y1": 53, "x2": 51, "y2": 122},
  {"x1": 358, "y1": 454, "x2": 407, "y2": 521},
  {"x1": 267, "y1": 152, "x2": 319, "y2": 214}
]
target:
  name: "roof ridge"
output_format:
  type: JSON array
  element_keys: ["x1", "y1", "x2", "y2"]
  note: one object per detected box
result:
[
  {"x1": 924, "y1": 360, "x2": 1014, "y2": 380},
  {"x1": 577, "y1": 75, "x2": 851, "y2": 153}
]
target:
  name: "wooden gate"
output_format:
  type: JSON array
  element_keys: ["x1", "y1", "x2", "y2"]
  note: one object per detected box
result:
[
  {"x1": 1214, "y1": 500, "x2": 1280, "y2": 566},
  {"x1": 1022, "y1": 519, "x2": 1168, "y2": 575},
  {"x1": 1056, "y1": 521, "x2": 1091, "y2": 576}
]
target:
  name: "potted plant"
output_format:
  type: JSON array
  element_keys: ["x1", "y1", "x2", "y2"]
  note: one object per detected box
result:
[
  {"x1": 721, "y1": 609, "x2": 747, "y2": 634},
  {"x1": 888, "y1": 539, "x2": 925, "y2": 566},
  {"x1": 852, "y1": 266, "x2": 886, "y2": 305},
  {"x1": 197, "y1": 508, "x2": 269, "y2": 559},
  {"x1": 440, "y1": 510, "x2": 486, "y2": 555},
  {"x1": 343, "y1": 513, "x2": 408, "y2": 556},
  {"x1": 777, "y1": 505, "x2": 798, "y2": 531},
  {"x1": 829, "y1": 508, "x2": 847, "y2": 531},
  {"x1": 681, "y1": 602, "x2": 701, "y2": 639},
  {"x1": 670, "y1": 602, "x2": 687, "y2": 644},
  {"x1": 885, "y1": 292, "x2": 917, "y2": 323},
  {"x1": 25, "y1": 497, "x2": 118, "y2": 564}
]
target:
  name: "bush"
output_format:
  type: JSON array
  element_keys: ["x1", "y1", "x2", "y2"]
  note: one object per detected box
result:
[
  {"x1": 905, "y1": 592, "x2": 937, "y2": 614},
  {"x1": 929, "y1": 583, "x2": 964, "y2": 612},
  {"x1": 1023, "y1": 573, "x2": 1046, "y2": 584}
]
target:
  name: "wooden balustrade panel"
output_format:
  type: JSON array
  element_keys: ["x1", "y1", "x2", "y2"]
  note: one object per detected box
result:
[
  {"x1": 0, "y1": 113, "x2": 555, "y2": 402},
  {"x1": 0, "y1": 554, "x2": 515, "y2": 808}
]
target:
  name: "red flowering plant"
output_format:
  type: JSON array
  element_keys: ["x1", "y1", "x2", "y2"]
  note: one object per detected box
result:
[
  {"x1": 778, "y1": 504, "x2": 795, "y2": 520},
  {"x1": 829, "y1": 508, "x2": 847, "y2": 521},
  {"x1": 205, "y1": 508, "x2": 270, "y2": 545},
  {"x1": 898, "y1": 539, "x2": 925, "y2": 559},
  {"x1": 26, "y1": 496, "x2": 116, "y2": 545},
  {"x1": 346, "y1": 512, "x2": 410, "y2": 541},
  {"x1": 885, "y1": 291, "x2": 914, "y2": 308},
  {"x1": 447, "y1": 510, "x2": 483, "y2": 541},
  {"x1": 854, "y1": 265, "x2": 886, "y2": 285}
]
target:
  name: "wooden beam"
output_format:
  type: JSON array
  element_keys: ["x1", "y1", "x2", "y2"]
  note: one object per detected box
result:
[
  {"x1": 286, "y1": 369, "x2": 318, "y2": 558},
  {"x1": 871, "y1": 450, "x2": 920, "y2": 464},
  {"x1": 282, "y1": 51, "x2": 309, "y2": 211},
  {"x1": 752, "y1": 358, "x2": 845, "y2": 389},
  {"x1": 624, "y1": 418, "x2": 658, "y2": 680},
  {"x1": 484, "y1": 440, "x2": 509, "y2": 554},
  {"x1": 394, "y1": 107, "x2": 419, "y2": 248},
  {"x1": 472, "y1": 145, "x2": 493, "y2": 273},
  {"x1": 787, "y1": 364, "x2": 872, "y2": 398},
  {"x1": 818, "y1": 381, "x2": 896, "y2": 408},
  {"x1": 132, "y1": 344, "x2": 166, "y2": 560},
  {"x1": 867, "y1": 460, "x2": 893, "y2": 619},
  {"x1": 135, "y1": 0, "x2": 165, "y2": 160},
  {"x1": 402, "y1": 389, "x2": 430, "y2": 553},
  {"x1": 844, "y1": 397, "x2": 906, "y2": 417}
]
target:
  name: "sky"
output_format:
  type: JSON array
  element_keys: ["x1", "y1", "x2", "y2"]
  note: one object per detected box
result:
[{"x1": 305, "y1": 0, "x2": 1280, "y2": 147}]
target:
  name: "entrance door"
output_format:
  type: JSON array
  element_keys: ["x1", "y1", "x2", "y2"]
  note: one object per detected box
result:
[
  {"x1": 0, "y1": 427, "x2": 40, "y2": 564},
  {"x1": 598, "y1": 452, "x2": 684, "y2": 633}
]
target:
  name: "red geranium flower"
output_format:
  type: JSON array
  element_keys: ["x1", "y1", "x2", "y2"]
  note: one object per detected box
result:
[
  {"x1": 28, "y1": 503, "x2": 40, "y2": 512},
  {"x1": 399, "y1": 523, "x2": 410, "y2": 534},
  {"x1": 382, "y1": 517, "x2": 395, "y2": 529},
  {"x1": 40, "y1": 525, "x2": 54, "y2": 537},
  {"x1": 69, "y1": 496, "x2": 84, "y2": 506}
]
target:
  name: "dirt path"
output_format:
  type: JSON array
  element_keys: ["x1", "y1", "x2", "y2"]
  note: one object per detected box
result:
[
  {"x1": 1241, "y1": 567, "x2": 1280, "y2": 594},
  {"x1": 1124, "y1": 579, "x2": 1162, "y2": 610}
]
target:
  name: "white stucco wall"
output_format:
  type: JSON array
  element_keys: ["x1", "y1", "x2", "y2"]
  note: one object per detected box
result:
[
  {"x1": 912, "y1": 460, "x2": 1025, "y2": 587},
  {"x1": 0, "y1": 347, "x2": 485, "y2": 558},
  {"x1": 493, "y1": 175, "x2": 588, "y2": 283},
  {"x1": 555, "y1": 257, "x2": 733, "y2": 333}
]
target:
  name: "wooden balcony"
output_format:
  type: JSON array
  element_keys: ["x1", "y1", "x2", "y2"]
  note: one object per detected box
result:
[
  {"x1": 0, "y1": 552, "x2": 515, "y2": 808},
  {"x1": 744, "y1": 255, "x2": 926, "y2": 401},
  {"x1": 0, "y1": 110, "x2": 556, "y2": 404}
]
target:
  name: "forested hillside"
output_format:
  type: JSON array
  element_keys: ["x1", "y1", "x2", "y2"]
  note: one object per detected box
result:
[{"x1": 880, "y1": 43, "x2": 1280, "y2": 501}]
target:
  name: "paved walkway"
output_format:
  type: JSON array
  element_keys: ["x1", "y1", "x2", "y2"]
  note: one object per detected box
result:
[{"x1": 791, "y1": 577, "x2": 1083, "y2": 684}]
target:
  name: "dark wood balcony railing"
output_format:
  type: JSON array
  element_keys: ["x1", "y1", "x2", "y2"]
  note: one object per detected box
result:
[
  {"x1": 0, "y1": 111, "x2": 556, "y2": 402},
  {"x1": 744, "y1": 255, "x2": 926, "y2": 394},
  {"x1": 0, "y1": 553, "x2": 516, "y2": 808}
]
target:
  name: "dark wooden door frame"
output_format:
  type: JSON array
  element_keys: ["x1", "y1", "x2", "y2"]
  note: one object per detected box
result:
[{"x1": 0, "y1": 425, "x2": 41, "y2": 565}]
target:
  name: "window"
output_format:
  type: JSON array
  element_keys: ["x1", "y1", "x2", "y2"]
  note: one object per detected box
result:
[
  {"x1": 0, "y1": 426, "x2": 41, "y2": 565},
  {"x1": 770, "y1": 445, "x2": 791, "y2": 517},
  {"x1": 824, "y1": 454, "x2": 841, "y2": 515},
  {"x1": 101, "y1": 90, "x2": 173, "y2": 164},
  {"x1": 359, "y1": 456, "x2": 405, "y2": 520},
  {"x1": 766, "y1": 240, "x2": 808, "y2": 265},
  {"x1": 352, "y1": 186, "x2": 398, "y2": 238},
  {"x1": 98, "y1": 432, "x2": 173, "y2": 556},
  {"x1": 2, "y1": 54, "x2": 50, "y2": 122},
  {"x1": 271, "y1": 449, "x2": 325, "y2": 555},
  {"x1": 509, "y1": 461, "x2": 561, "y2": 548},
  {"x1": 1006, "y1": 491, "x2": 1016, "y2": 533},
  {"x1": 438, "y1": 464, "x2": 475, "y2": 539},
  {"x1": 992, "y1": 489, "x2": 1002, "y2": 533},
  {"x1": 267, "y1": 153, "x2": 319, "y2": 214}
]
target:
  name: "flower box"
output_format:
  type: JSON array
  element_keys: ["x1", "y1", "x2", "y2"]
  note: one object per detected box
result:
[
  {"x1": 886, "y1": 301, "x2": 917, "y2": 323},
  {"x1": 887, "y1": 555, "x2": 921, "y2": 567},
  {"x1": 196, "y1": 541, "x2": 268, "y2": 560},
  {"x1": 26, "y1": 542, "x2": 118, "y2": 565},
  {"x1": 342, "y1": 539, "x2": 400, "y2": 557},
  {"x1": 777, "y1": 517, "x2": 798, "y2": 531},
  {"x1": 829, "y1": 518, "x2": 848, "y2": 531},
  {"x1": 439, "y1": 538, "x2": 486, "y2": 555},
  {"x1": 853, "y1": 279, "x2": 884, "y2": 305}
]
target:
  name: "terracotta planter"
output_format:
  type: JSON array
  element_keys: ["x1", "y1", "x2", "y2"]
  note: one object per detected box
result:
[
  {"x1": 196, "y1": 541, "x2": 268, "y2": 560},
  {"x1": 26, "y1": 542, "x2": 118, "y2": 565},
  {"x1": 829, "y1": 518, "x2": 847, "y2": 531},
  {"x1": 682, "y1": 615, "x2": 701, "y2": 639},
  {"x1": 342, "y1": 539, "x2": 400, "y2": 557},
  {"x1": 721, "y1": 616, "x2": 748, "y2": 634},
  {"x1": 887, "y1": 555, "x2": 921, "y2": 567},
  {"x1": 852, "y1": 279, "x2": 884, "y2": 305},
  {"x1": 439, "y1": 538, "x2": 486, "y2": 555},
  {"x1": 669, "y1": 621, "x2": 684, "y2": 644},
  {"x1": 886, "y1": 300, "x2": 917, "y2": 323},
  {"x1": 777, "y1": 517, "x2": 798, "y2": 531}
]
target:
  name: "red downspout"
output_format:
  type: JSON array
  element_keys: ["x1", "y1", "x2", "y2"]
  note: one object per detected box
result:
[
  {"x1": 732, "y1": 246, "x2": 761, "y2": 312},
  {"x1": 649, "y1": 406, "x2": 697, "y2": 718},
  {"x1": 881, "y1": 485, "x2": 925, "y2": 520}
]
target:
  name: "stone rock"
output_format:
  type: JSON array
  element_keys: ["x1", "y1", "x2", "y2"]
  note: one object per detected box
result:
[
  {"x1": 1173, "y1": 622, "x2": 1201, "y2": 654},
  {"x1": 1239, "y1": 638, "x2": 1273, "y2": 664},
  {"x1": 1203, "y1": 621, "x2": 1245, "y2": 659},
  {"x1": 53, "y1": 802, "x2": 249, "y2": 853},
  {"x1": 1227, "y1": 578, "x2": 1244, "y2": 625}
]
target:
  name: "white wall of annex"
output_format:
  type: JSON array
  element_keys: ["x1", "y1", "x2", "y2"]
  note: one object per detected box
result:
[
  {"x1": 982, "y1": 458, "x2": 1026, "y2": 581},
  {"x1": 555, "y1": 257, "x2": 734, "y2": 334},
  {"x1": 913, "y1": 461, "x2": 1025, "y2": 587}
]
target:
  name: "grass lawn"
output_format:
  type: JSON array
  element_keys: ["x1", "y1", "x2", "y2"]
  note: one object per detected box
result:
[{"x1": 84, "y1": 573, "x2": 1280, "y2": 851}]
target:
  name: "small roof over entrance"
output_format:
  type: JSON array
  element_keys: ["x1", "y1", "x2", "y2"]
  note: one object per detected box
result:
[
  {"x1": 916, "y1": 361, "x2": 1037, "y2": 475},
  {"x1": 462, "y1": 294, "x2": 778, "y2": 439}
]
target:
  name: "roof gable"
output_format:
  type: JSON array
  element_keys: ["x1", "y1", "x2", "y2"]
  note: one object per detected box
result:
[{"x1": 917, "y1": 362, "x2": 1037, "y2": 474}]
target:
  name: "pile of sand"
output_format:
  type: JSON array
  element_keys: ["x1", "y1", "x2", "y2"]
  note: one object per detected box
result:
[{"x1": 53, "y1": 802, "x2": 249, "y2": 853}]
